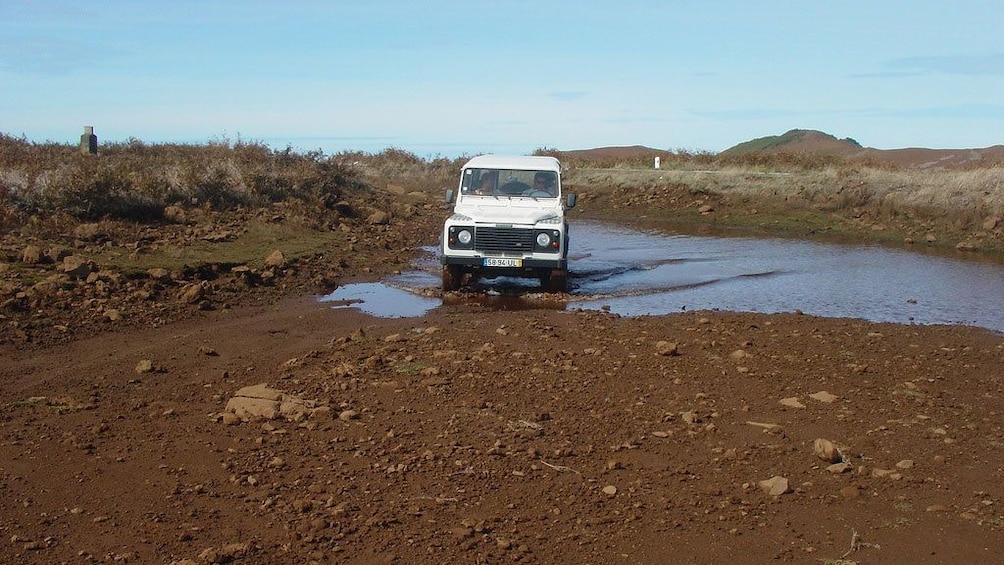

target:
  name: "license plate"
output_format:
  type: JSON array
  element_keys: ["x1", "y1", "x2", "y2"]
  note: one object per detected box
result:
[{"x1": 484, "y1": 258, "x2": 522, "y2": 267}]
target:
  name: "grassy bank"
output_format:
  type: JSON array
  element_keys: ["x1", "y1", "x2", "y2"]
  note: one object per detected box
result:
[
  {"x1": 2, "y1": 134, "x2": 1002, "y2": 264},
  {"x1": 565, "y1": 164, "x2": 1004, "y2": 256}
]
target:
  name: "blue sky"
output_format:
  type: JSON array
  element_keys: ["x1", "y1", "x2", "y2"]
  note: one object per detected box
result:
[{"x1": 3, "y1": 0, "x2": 1003, "y2": 158}]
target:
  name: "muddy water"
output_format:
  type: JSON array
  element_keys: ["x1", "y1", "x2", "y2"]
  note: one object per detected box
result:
[{"x1": 321, "y1": 221, "x2": 1004, "y2": 333}]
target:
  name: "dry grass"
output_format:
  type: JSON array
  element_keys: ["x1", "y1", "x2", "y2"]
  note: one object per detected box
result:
[
  {"x1": 2, "y1": 133, "x2": 1001, "y2": 255},
  {"x1": 0, "y1": 134, "x2": 365, "y2": 227},
  {"x1": 565, "y1": 160, "x2": 1003, "y2": 254}
]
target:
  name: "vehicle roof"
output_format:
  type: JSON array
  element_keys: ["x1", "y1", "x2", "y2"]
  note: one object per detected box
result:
[{"x1": 462, "y1": 155, "x2": 561, "y2": 172}]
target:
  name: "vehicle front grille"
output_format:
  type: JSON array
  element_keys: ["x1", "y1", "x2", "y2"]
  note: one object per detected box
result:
[{"x1": 475, "y1": 227, "x2": 534, "y2": 254}]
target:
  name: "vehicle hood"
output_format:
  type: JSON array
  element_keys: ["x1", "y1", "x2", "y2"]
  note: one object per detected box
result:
[{"x1": 455, "y1": 200, "x2": 562, "y2": 225}]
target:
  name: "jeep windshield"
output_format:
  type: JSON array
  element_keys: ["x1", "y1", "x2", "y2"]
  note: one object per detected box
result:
[{"x1": 461, "y1": 168, "x2": 558, "y2": 198}]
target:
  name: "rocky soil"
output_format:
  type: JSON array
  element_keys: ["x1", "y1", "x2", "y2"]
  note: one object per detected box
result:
[{"x1": 1, "y1": 177, "x2": 1003, "y2": 564}]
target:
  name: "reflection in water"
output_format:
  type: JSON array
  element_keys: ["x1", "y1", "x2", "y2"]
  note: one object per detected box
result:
[
  {"x1": 568, "y1": 222, "x2": 1004, "y2": 331},
  {"x1": 321, "y1": 221, "x2": 1004, "y2": 333},
  {"x1": 320, "y1": 282, "x2": 439, "y2": 318}
]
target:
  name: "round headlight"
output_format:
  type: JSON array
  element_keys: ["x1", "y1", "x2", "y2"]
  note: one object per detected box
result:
[
  {"x1": 536, "y1": 232, "x2": 551, "y2": 247},
  {"x1": 457, "y1": 229, "x2": 473, "y2": 244}
]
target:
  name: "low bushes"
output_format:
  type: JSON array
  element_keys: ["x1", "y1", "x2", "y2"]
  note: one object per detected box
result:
[{"x1": 0, "y1": 134, "x2": 367, "y2": 227}]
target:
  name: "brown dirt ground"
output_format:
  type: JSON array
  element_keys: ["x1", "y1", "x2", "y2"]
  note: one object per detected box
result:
[{"x1": 2, "y1": 179, "x2": 1004, "y2": 565}]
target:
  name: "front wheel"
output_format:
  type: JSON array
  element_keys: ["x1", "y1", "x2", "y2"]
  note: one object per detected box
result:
[
  {"x1": 542, "y1": 269, "x2": 567, "y2": 293},
  {"x1": 442, "y1": 265, "x2": 463, "y2": 291}
]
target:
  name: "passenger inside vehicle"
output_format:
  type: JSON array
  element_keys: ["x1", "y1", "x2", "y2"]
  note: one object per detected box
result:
[{"x1": 474, "y1": 172, "x2": 497, "y2": 195}]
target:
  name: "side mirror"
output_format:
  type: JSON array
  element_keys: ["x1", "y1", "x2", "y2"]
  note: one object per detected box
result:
[
  {"x1": 445, "y1": 188, "x2": 455, "y2": 204},
  {"x1": 565, "y1": 193, "x2": 577, "y2": 208}
]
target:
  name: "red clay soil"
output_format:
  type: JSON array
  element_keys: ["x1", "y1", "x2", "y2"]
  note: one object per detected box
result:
[
  {"x1": 2, "y1": 288, "x2": 1003, "y2": 564},
  {"x1": 2, "y1": 180, "x2": 1004, "y2": 564}
]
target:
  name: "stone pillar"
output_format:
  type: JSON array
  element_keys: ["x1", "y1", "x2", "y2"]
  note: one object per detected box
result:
[{"x1": 80, "y1": 126, "x2": 98, "y2": 154}]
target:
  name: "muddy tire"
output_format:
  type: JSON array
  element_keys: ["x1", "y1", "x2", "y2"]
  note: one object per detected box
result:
[
  {"x1": 442, "y1": 265, "x2": 463, "y2": 291},
  {"x1": 543, "y1": 269, "x2": 567, "y2": 293}
]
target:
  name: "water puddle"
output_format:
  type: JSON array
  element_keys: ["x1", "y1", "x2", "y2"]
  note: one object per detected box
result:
[
  {"x1": 320, "y1": 221, "x2": 1004, "y2": 333},
  {"x1": 320, "y1": 282, "x2": 440, "y2": 318}
]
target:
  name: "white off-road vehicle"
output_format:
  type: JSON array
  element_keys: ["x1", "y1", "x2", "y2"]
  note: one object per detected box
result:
[{"x1": 441, "y1": 155, "x2": 576, "y2": 292}]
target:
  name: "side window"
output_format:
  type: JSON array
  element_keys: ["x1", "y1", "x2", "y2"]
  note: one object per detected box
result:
[{"x1": 461, "y1": 169, "x2": 474, "y2": 193}]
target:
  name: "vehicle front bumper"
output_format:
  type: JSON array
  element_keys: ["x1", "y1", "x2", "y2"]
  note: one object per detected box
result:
[{"x1": 442, "y1": 255, "x2": 567, "y2": 270}]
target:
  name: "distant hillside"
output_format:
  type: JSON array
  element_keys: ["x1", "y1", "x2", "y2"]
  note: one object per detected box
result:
[
  {"x1": 558, "y1": 130, "x2": 1004, "y2": 169},
  {"x1": 722, "y1": 129, "x2": 862, "y2": 157},
  {"x1": 558, "y1": 145, "x2": 667, "y2": 160},
  {"x1": 723, "y1": 129, "x2": 1004, "y2": 169}
]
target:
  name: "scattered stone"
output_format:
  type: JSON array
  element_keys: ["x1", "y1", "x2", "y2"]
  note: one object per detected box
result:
[
  {"x1": 780, "y1": 397, "x2": 806, "y2": 409},
  {"x1": 758, "y1": 476, "x2": 791, "y2": 497},
  {"x1": 871, "y1": 468, "x2": 903, "y2": 480},
  {"x1": 279, "y1": 398, "x2": 312, "y2": 422},
  {"x1": 840, "y1": 485, "x2": 861, "y2": 499},
  {"x1": 655, "y1": 340, "x2": 679, "y2": 356},
  {"x1": 21, "y1": 245, "x2": 43, "y2": 264},
  {"x1": 309, "y1": 406, "x2": 333, "y2": 420},
  {"x1": 264, "y1": 250, "x2": 287, "y2": 269},
  {"x1": 147, "y1": 268, "x2": 171, "y2": 282},
  {"x1": 135, "y1": 360, "x2": 154, "y2": 374},
  {"x1": 234, "y1": 384, "x2": 284, "y2": 401},
  {"x1": 224, "y1": 384, "x2": 291, "y2": 421},
  {"x1": 983, "y1": 216, "x2": 1000, "y2": 231},
  {"x1": 62, "y1": 256, "x2": 95, "y2": 279},
  {"x1": 680, "y1": 411, "x2": 700, "y2": 424},
  {"x1": 226, "y1": 396, "x2": 280, "y2": 421},
  {"x1": 197, "y1": 346, "x2": 219, "y2": 356},
  {"x1": 46, "y1": 246, "x2": 71, "y2": 262},
  {"x1": 813, "y1": 438, "x2": 843, "y2": 463},
  {"x1": 367, "y1": 210, "x2": 390, "y2": 225},
  {"x1": 809, "y1": 391, "x2": 839, "y2": 403},
  {"x1": 602, "y1": 485, "x2": 617, "y2": 496},
  {"x1": 746, "y1": 421, "x2": 784, "y2": 434},
  {"x1": 198, "y1": 543, "x2": 249, "y2": 564},
  {"x1": 827, "y1": 462, "x2": 853, "y2": 474},
  {"x1": 73, "y1": 223, "x2": 104, "y2": 241},
  {"x1": 179, "y1": 282, "x2": 206, "y2": 304},
  {"x1": 202, "y1": 231, "x2": 234, "y2": 242},
  {"x1": 339, "y1": 409, "x2": 360, "y2": 421}
]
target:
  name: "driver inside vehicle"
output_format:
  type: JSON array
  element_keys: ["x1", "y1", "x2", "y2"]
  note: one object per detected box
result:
[{"x1": 532, "y1": 172, "x2": 556, "y2": 196}]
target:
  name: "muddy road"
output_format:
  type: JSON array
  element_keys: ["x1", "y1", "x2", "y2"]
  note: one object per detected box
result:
[{"x1": 2, "y1": 174, "x2": 1004, "y2": 564}]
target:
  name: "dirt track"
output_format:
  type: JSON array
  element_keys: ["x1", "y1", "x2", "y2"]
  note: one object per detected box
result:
[{"x1": 2, "y1": 178, "x2": 1004, "y2": 564}]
